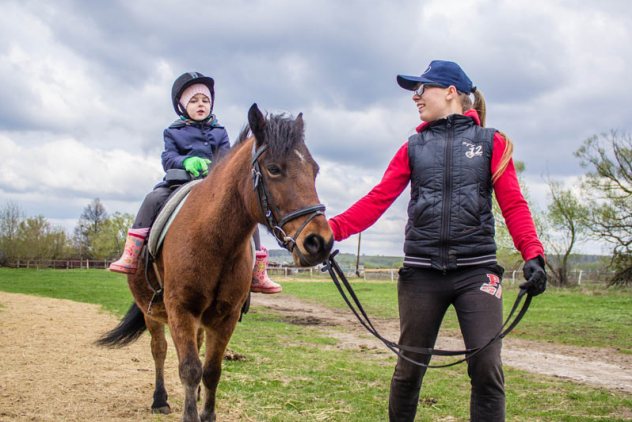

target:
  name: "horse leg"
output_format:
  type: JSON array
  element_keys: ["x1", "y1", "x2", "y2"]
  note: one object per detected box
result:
[
  {"x1": 145, "y1": 316, "x2": 171, "y2": 414},
  {"x1": 200, "y1": 312, "x2": 241, "y2": 422},
  {"x1": 169, "y1": 312, "x2": 203, "y2": 422},
  {"x1": 196, "y1": 327, "x2": 204, "y2": 402}
]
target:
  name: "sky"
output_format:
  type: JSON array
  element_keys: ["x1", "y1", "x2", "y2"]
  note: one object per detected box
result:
[{"x1": 1, "y1": 0, "x2": 630, "y2": 257}]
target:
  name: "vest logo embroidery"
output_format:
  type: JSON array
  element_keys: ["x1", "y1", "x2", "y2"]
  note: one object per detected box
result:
[
  {"x1": 480, "y1": 273, "x2": 502, "y2": 298},
  {"x1": 463, "y1": 141, "x2": 483, "y2": 159}
]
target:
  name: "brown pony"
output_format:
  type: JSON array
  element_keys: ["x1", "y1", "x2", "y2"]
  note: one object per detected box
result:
[{"x1": 97, "y1": 104, "x2": 333, "y2": 422}]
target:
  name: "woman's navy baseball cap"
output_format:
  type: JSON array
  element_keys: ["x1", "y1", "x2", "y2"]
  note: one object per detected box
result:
[{"x1": 397, "y1": 60, "x2": 475, "y2": 94}]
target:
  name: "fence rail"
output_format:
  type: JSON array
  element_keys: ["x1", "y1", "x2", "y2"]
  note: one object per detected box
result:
[
  {"x1": 2, "y1": 260, "x2": 615, "y2": 285},
  {"x1": 362, "y1": 268, "x2": 613, "y2": 285},
  {"x1": 7, "y1": 259, "x2": 112, "y2": 270}
]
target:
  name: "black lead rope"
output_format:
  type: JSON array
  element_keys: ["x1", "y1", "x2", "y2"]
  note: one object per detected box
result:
[{"x1": 322, "y1": 250, "x2": 532, "y2": 368}]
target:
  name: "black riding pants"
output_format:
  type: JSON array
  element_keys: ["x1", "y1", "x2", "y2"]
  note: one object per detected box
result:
[
  {"x1": 389, "y1": 265, "x2": 505, "y2": 422},
  {"x1": 132, "y1": 187, "x2": 172, "y2": 229}
]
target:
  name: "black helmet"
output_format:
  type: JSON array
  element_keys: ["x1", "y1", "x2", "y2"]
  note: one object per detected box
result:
[{"x1": 171, "y1": 71, "x2": 215, "y2": 117}]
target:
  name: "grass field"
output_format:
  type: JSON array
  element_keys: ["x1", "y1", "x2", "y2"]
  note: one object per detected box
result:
[
  {"x1": 0, "y1": 268, "x2": 631, "y2": 421},
  {"x1": 281, "y1": 280, "x2": 632, "y2": 352}
]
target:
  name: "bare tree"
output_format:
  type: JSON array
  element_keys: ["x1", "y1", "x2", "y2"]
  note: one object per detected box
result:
[
  {"x1": 81, "y1": 198, "x2": 108, "y2": 234},
  {"x1": 493, "y1": 161, "x2": 543, "y2": 270},
  {"x1": 543, "y1": 179, "x2": 589, "y2": 286},
  {"x1": 575, "y1": 131, "x2": 632, "y2": 285},
  {"x1": 73, "y1": 198, "x2": 108, "y2": 259},
  {"x1": 0, "y1": 202, "x2": 24, "y2": 263}
]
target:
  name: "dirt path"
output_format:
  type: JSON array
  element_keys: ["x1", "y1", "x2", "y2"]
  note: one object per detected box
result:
[
  {"x1": 0, "y1": 292, "x2": 247, "y2": 422},
  {"x1": 0, "y1": 291, "x2": 630, "y2": 421},
  {"x1": 251, "y1": 294, "x2": 632, "y2": 394}
]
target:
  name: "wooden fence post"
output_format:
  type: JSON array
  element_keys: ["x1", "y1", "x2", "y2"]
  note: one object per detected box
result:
[{"x1": 578, "y1": 270, "x2": 583, "y2": 285}]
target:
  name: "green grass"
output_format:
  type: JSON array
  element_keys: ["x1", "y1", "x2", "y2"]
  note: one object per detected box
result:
[
  {"x1": 520, "y1": 288, "x2": 632, "y2": 352},
  {"x1": 0, "y1": 268, "x2": 631, "y2": 421},
  {"x1": 0, "y1": 268, "x2": 132, "y2": 315},
  {"x1": 281, "y1": 280, "x2": 632, "y2": 352},
  {"x1": 224, "y1": 309, "x2": 632, "y2": 421}
]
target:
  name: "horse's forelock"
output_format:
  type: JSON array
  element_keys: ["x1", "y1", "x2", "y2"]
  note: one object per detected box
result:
[
  {"x1": 263, "y1": 114, "x2": 305, "y2": 159},
  {"x1": 235, "y1": 113, "x2": 306, "y2": 159}
]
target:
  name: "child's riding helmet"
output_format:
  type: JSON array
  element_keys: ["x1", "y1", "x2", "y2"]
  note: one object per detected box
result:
[{"x1": 171, "y1": 72, "x2": 215, "y2": 118}]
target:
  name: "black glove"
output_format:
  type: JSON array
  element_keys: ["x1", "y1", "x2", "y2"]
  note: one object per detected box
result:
[{"x1": 520, "y1": 255, "x2": 547, "y2": 296}]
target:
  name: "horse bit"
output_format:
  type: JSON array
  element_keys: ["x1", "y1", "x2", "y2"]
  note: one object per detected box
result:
[{"x1": 251, "y1": 142, "x2": 326, "y2": 254}]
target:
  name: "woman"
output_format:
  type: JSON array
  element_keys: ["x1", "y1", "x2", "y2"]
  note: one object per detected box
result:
[{"x1": 328, "y1": 60, "x2": 547, "y2": 421}]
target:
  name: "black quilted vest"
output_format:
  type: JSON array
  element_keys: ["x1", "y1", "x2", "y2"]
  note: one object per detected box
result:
[{"x1": 404, "y1": 114, "x2": 497, "y2": 271}]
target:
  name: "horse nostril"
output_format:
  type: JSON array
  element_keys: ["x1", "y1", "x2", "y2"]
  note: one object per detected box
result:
[{"x1": 303, "y1": 234, "x2": 324, "y2": 255}]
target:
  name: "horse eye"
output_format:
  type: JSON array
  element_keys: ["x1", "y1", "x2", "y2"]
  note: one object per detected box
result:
[{"x1": 266, "y1": 164, "x2": 282, "y2": 176}]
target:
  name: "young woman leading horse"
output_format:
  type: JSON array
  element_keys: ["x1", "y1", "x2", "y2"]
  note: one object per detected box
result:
[{"x1": 97, "y1": 104, "x2": 333, "y2": 422}]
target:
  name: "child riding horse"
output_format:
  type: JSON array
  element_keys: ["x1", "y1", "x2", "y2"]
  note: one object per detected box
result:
[
  {"x1": 98, "y1": 104, "x2": 333, "y2": 422},
  {"x1": 109, "y1": 72, "x2": 283, "y2": 294}
]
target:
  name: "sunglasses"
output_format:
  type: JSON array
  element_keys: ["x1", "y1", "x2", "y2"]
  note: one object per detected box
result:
[{"x1": 413, "y1": 83, "x2": 446, "y2": 97}]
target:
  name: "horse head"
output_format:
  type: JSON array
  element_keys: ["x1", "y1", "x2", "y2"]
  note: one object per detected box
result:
[{"x1": 247, "y1": 103, "x2": 333, "y2": 266}]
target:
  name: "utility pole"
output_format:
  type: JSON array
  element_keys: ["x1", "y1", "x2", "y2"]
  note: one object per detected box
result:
[{"x1": 355, "y1": 232, "x2": 362, "y2": 277}]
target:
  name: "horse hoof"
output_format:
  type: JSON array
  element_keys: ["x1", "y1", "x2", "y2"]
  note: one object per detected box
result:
[
  {"x1": 200, "y1": 410, "x2": 216, "y2": 422},
  {"x1": 151, "y1": 405, "x2": 171, "y2": 414}
]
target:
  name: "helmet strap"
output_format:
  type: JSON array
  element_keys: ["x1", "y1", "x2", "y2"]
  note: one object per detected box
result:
[{"x1": 180, "y1": 113, "x2": 217, "y2": 126}]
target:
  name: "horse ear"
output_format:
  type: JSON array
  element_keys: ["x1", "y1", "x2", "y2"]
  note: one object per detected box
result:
[
  {"x1": 248, "y1": 103, "x2": 266, "y2": 146},
  {"x1": 295, "y1": 112, "x2": 304, "y2": 133}
]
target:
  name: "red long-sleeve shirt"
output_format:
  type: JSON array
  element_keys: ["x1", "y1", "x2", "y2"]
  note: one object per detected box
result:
[{"x1": 328, "y1": 110, "x2": 544, "y2": 262}]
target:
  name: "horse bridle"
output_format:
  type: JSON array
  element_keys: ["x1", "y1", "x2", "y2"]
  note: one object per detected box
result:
[{"x1": 251, "y1": 142, "x2": 326, "y2": 253}]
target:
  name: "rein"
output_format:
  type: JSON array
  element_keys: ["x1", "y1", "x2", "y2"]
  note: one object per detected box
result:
[
  {"x1": 251, "y1": 142, "x2": 326, "y2": 255},
  {"x1": 322, "y1": 250, "x2": 532, "y2": 368}
]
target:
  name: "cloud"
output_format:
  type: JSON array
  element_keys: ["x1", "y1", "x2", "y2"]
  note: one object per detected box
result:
[{"x1": 0, "y1": 134, "x2": 162, "y2": 200}]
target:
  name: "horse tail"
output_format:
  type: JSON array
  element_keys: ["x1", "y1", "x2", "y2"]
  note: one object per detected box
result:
[{"x1": 95, "y1": 302, "x2": 147, "y2": 348}]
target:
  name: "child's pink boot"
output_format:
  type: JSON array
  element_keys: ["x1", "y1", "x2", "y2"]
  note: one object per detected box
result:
[
  {"x1": 108, "y1": 227, "x2": 150, "y2": 274},
  {"x1": 251, "y1": 246, "x2": 282, "y2": 294}
]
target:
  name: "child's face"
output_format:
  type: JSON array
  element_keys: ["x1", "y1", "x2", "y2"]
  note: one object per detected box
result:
[{"x1": 186, "y1": 93, "x2": 212, "y2": 121}]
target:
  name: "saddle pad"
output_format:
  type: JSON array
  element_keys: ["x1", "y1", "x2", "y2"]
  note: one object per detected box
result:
[{"x1": 147, "y1": 179, "x2": 203, "y2": 257}]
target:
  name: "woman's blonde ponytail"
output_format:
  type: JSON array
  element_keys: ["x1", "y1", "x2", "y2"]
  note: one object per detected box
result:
[
  {"x1": 492, "y1": 131, "x2": 514, "y2": 184},
  {"x1": 461, "y1": 87, "x2": 511, "y2": 183},
  {"x1": 472, "y1": 88, "x2": 486, "y2": 127},
  {"x1": 459, "y1": 87, "x2": 486, "y2": 127}
]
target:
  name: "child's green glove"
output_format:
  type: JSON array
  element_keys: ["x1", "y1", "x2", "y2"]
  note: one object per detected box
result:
[{"x1": 183, "y1": 157, "x2": 212, "y2": 177}]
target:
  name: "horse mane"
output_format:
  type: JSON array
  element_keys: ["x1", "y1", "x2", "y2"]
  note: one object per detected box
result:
[
  {"x1": 235, "y1": 113, "x2": 305, "y2": 160},
  {"x1": 236, "y1": 125, "x2": 251, "y2": 144}
]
